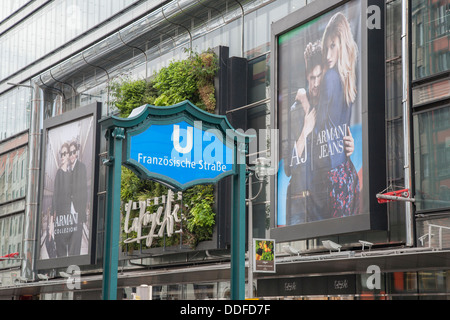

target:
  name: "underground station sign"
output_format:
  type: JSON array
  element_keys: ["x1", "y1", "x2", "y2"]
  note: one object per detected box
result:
[
  {"x1": 99, "y1": 100, "x2": 250, "y2": 300},
  {"x1": 119, "y1": 101, "x2": 243, "y2": 189},
  {"x1": 129, "y1": 120, "x2": 235, "y2": 189}
]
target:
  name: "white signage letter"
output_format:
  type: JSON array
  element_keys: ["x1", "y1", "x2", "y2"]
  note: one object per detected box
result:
[
  {"x1": 173, "y1": 125, "x2": 193, "y2": 154},
  {"x1": 366, "y1": 265, "x2": 381, "y2": 290},
  {"x1": 367, "y1": 5, "x2": 381, "y2": 30}
]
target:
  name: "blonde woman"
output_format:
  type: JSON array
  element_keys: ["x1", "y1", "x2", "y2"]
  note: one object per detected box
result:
[{"x1": 315, "y1": 11, "x2": 360, "y2": 218}]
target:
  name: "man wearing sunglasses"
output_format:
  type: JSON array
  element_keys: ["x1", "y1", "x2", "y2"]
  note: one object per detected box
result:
[{"x1": 68, "y1": 140, "x2": 88, "y2": 256}]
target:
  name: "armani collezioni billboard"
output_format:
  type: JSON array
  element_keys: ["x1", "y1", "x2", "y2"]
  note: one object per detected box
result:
[{"x1": 37, "y1": 103, "x2": 100, "y2": 269}]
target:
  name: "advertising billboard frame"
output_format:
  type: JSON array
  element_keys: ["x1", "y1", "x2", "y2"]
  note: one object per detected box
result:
[
  {"x1": 253, "y1": 238, "x2": 276, "y2": 273},
  {"x1": 270, "y1": 0, "x2": 387, "y2": 242},
  {"x1": 36, "y1": 102, "x2": 101, "y2": 270}
]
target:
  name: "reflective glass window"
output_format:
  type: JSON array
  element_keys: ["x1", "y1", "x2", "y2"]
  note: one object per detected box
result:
[
  {"x1": 418, "y1": 271, "x2": 449, "y2": 295},
  {"x1": 0, "y1": 87, "x2": 31, "y2": 140},
  {"x1": 413, "y1": 106, "x2": 450, "y2": 211},
  {"x1": 0, "y1": 0, "x2": 138, "y2": 80},
  {"x1": 0, "y1": 0, "x2": 31, "y2": 22},
  {"x1": 412, "y1": 0, "x2": 450, "y2": 80},
  {"x1": 0, "y1": 214, "x2": 24, "y2": 270},
  {"x1": 0, "y1": 145, "x2": 28, "y2": 203}
]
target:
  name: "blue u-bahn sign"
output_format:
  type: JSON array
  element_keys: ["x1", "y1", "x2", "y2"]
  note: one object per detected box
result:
[
  {"x1": 128, "y1": 119, "x2": 236, "y2": 190},
  {"x1": 99, "y1": 100, "x2": 251, "y2": 301}
]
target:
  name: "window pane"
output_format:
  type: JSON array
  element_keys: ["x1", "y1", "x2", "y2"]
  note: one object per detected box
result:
[
  {"x1": 248, "y1": 54, "x2": 269, "y2": 103},
  {"x1": 0, "y1": 214, "x2": 24, "y2": 270},
  {"x1": 413, "y1": 106, "x2": 450, "y2": 210},
  {"x1": 412, "y1": 0, "x2": 450, "y2": 80},
  {"x1": 0, "y1": 145, "x2": 28, "y2": 203}
]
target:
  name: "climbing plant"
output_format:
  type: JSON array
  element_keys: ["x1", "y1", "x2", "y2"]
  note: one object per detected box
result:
[
  {"x1": 108, "y1": 78, "x2": 156, "y2": 118},
  {"x1": 109, "y1": 48, "x2": 219, "y2": 249},
  {"x1": 152, "y1": 48, "x2": 217, "y2": 112}
]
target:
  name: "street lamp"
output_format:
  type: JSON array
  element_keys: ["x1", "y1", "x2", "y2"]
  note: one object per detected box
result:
[{"x1": 246, "y1": 157, "x2": 271, "y2": 299}]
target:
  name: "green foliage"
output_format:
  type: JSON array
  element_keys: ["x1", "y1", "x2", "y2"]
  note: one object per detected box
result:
[
  {"x1": 151, "y1": 49, "x2": 218, "y2": 112},
  {"x1": 109, "y1": 49, "x2": 218, "y2": 117},
  {"x1": 152, "y1": 58, "x2": 197, "y2": 106},
  {"x1": 109, "y1": 48, "x2": 218, "y2": 249},
  {"x1": 120, "y1": 166, "x2": 143, "y2": 201},
  {"x1": 120, "y1": 167, "x2": 166, "y2": 202},
  {"x1": 184, "y1": 185, "x2": 216, "y2": 245},
  {"x1": 109, "y1": 78, "x2": 156, "y2": 118}
]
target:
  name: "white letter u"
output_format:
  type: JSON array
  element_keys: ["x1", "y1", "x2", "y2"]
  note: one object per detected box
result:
[{"x1": 173, "y1": 125, "x2": 193, "y2": 154}]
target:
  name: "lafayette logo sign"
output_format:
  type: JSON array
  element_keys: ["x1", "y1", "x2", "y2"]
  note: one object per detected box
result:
[
  {"x1": 123, "y1": 190, "x2": 183, "y2": 247},
  {"x1": 129, "y1": 121, "x2": 235, "y2": 188}
]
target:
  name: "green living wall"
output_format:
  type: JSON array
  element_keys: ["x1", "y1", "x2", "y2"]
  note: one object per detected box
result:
[{"x1": 109, "y1": 49, "x2": 219, "y2": 249}]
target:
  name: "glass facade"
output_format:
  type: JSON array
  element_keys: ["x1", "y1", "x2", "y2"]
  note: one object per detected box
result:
[
  {"x1": 414, "y1": 106, "x2": 450, "y2": 211},
  {"x1": 411, "y1": 0, "x2": 450, "y2": 213},
  {"x1": 0, "y1": 0, "x2": 140, "y2": 140},
  {"x1": 0, "y1": 0, "x2": 138, "y2": 81},
  {"x1": 0, "y1": 87, "x2": 31, "y2": 140},
  {"x1": 32, "y1": 0, "x2": 306, "y2": 119},
  {"x1": 0, "y1": 0, "x2": 31, "y2": 22},
  {"x1": 256, "y1": 270, "x2": 450, "y2": 300},
  {"x1": 411, "y1": 0, "x2": 450, "y2": 80},
  {"x1": 0, "y1": 145, "x2": 28, "y2": 203},
  {"x1": 0, "y1": 214, "x2": 24, "y2": 270},
  {"x1": 0, "y1": 133, "x2": 28, "y2": 275},
  {"x1": 0, "y1": 0, "x2": 449, "y2": 300},
  {"x1": 32, "y1": 269, "x2": 450, "y2": 300}
]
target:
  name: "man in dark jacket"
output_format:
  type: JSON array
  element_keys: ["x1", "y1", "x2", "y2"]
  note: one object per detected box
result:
[{"x1": 68, "y1": 140, "x2": 88, "y2": 256}]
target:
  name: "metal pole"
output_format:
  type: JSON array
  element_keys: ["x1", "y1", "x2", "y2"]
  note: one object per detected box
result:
[
  {"x1": 402, "y1": 0, "x2": 414, "y2": 246},
  {"x1": 22, "y1": 83, "x2": 41, "y2": 281},
  {"x1": 234, "y1": 0, "x2": 244, "y2": 58},
  {"x1": 247, "y1": 172, "x2": 253, "y2": 299},
  {"x1": 102, "y1": 127, "x2": 124, "y2": 300},
  {"x1": 231, "y1": 142, "x2": 246, "y2": 300}
]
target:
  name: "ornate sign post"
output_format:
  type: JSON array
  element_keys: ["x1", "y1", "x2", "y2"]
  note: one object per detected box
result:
[{"x1": 99, "y1": 100, "x2": 251, "y2": 300}]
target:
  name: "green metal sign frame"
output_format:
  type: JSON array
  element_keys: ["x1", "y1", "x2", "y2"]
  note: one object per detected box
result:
[{"x1": 99, "y1": 100, "x2": 251, "y2": 300}]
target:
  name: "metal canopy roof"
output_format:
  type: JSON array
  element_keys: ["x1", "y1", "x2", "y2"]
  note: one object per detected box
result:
[
  {"x1": 1, "y1": 250, "x2": 450, "y2": 298},
  {"x1": 36, "y1": 0, "x2": 257, "y2": 100}
]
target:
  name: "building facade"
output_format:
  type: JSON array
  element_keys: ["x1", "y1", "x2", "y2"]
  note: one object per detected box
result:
[{"x1": 0, "y1": 0, "x2": 449, "y2": 300}]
